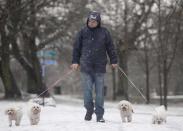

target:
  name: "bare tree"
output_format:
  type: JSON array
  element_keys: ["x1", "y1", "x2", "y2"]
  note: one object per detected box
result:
[
  {"x1": 136, "y1": 31, "x2": 156, "y2": 104},
  {"x1": 97, "y1": 0, "x2": 155, "y2": 100},
  {"x1": 0, "y1": 0, "x2": 22, "y2": 98},
  {"x1": 155, "y1": 0, "x2": 182, "y2": 109}
]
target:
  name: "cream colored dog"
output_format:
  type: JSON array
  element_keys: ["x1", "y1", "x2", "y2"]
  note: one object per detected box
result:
[
  {"x1": 152, "y1": 105, "x2": 167, "y2": 124},
  {"x1": 118, "y1": 100, "x2": 134, "y2": 122},
  {"x1": 5, "y1": 106, "x2": 23, "y2": 127},
  {"x1": 28, "y1": 103, "x2": 41, "y2": 125}
]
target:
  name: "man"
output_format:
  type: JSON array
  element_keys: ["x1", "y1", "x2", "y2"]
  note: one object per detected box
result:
[{"x1": 71, "y1": 11, "x2": 118, "y2": 123}]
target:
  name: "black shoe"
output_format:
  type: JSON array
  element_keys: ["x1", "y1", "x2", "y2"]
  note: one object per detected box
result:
[
  {"x1": 97, "y1": 117, "x2": 105, "y2": 123},
  {"x1": 84, "y1": 112, "x2": 93, "y2": 121}
]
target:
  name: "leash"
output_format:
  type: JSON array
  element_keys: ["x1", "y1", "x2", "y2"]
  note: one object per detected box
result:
[
  {"x1": 117, "y1": 66, "x2": 147, "y2": 103},
  {"x1": 35, "y1": 69, "x2": 74, "y2": 99},
  {"x1": 117, "y1": 66, "x2": 165, "y2": 113}
]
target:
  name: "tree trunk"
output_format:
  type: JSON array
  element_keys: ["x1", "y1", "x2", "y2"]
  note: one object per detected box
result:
[
  {"x1": 22, "y1": 0, "x2": 48, "y2": 97},
  {"x1": 0, "y1": 25, "x2": 21, "y2": 99},
  {"x1": 163, "y1": 60, "x2": 168, "y2": 110},
  {"x1": 157, "y1": 62, "x2": 163, "y2": 105},
  {"x1": 158, "y1": 0, "x2": 163, "y2": 105},
  {"x1": 145, "y1": 61, "x2": 150, "y2": 104},
  {"x1": 25, "y1": 34, "x2": 49, "y2": 97},
  {"x1": 145, "y1": 49, "x2": 150, "y2": 104},
  {"x1": 117, "y1": 42, "x2": 129, "y2": 100}
]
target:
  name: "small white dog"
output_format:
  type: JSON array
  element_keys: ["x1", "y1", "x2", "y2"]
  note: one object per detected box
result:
[
  {"x1": 5, "y1": 106, "x2": 23, "y2": 127},
  {"x1": 28, "y1": 103, "x2": 41, "y2": 125},
  {"x1": 118, "y1": 100, "x2": 134, "y2": 122},
  {"x1": 152, "y1": 105, "x2": 167, "y2": 124}
]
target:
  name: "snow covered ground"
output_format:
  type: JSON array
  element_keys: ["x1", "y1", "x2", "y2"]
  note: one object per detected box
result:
[{"x1": 0, "y1": 95, "x2": 183, "y2": 131}]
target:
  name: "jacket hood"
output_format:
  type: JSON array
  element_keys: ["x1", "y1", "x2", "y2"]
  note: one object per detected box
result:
[{"x1": 87, "y1": 11, "x2": 101, "y2": 28}]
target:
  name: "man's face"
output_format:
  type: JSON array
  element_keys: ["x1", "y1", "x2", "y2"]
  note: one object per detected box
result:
[{"x1": 88, "y1": 19, "x2": 98, "y2": 28}]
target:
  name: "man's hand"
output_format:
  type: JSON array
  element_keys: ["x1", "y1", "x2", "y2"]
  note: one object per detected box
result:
[
  {"x1": 111, "y1": 64, "x2": 118, "y2": 69},
  {"x1": 70, "y1": 64, "x2": 79, "y2": 70}
]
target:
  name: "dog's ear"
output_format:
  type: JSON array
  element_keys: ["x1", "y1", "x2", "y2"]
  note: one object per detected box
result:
[
  {"x1": 31, "y1": 106, "x2": 34, "y2": 112},
  {"x1": 5, "y1": 109, "x2": 8, "y2": 115},
  {"x1": 130, "y1": 104, "x2": 134, "y2": 113},
  {"x1": 128, "y1": 103, "x2": 134, "y2": 113},
  {"x1": 118, "y1": 102, "x2": 121, "y2": 110},
  {"x1": 38, "y1": 107, "x2": 41, "y2": 113}
]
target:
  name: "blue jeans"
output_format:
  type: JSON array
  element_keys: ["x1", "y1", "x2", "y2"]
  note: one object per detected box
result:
[{"x1": 81, "y1": 72, "x2": 105, "y2": 118}]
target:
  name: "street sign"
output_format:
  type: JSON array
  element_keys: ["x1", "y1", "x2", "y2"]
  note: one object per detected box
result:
[
  {"x1": 44, "y1": 50, "x2": 56, "y2": 57},
  {"x1": 37, "y1": 50, "x2": 57, "y2": 59},
  {"x1": 40, "y1": 59, "x2": 57, "y2": 65},
  {"x1": 37, "y1": 50, "x2": 58, "y2": 77}
]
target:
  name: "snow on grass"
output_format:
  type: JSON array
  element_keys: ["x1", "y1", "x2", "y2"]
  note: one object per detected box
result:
[{"x1": 0, "y1": 95, "x2": 183, "y2": 131}]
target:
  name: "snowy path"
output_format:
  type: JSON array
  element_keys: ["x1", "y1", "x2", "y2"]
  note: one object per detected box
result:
[{"x1": 0, "y1": 96, "x2": 183, "y2": 131}]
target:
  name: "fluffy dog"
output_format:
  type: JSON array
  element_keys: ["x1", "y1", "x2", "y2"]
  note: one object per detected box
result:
[
  {"x1": 152, "y1": 105, "x2": 167, "y2": 124},
  {"x1": 28, "y1": 103, "x2": 41, "y2": 125},
  {"x1": 5, "y1": 106, "x2": 23, "y2": 127},
  {"x1": 118, "y1": 100, "x2": 134, "y2": 122}
]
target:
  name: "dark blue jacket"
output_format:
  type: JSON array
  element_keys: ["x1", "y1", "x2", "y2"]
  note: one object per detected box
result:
[{"x1": 72, "y1": 12, "x2": 117, "y2": 73}]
